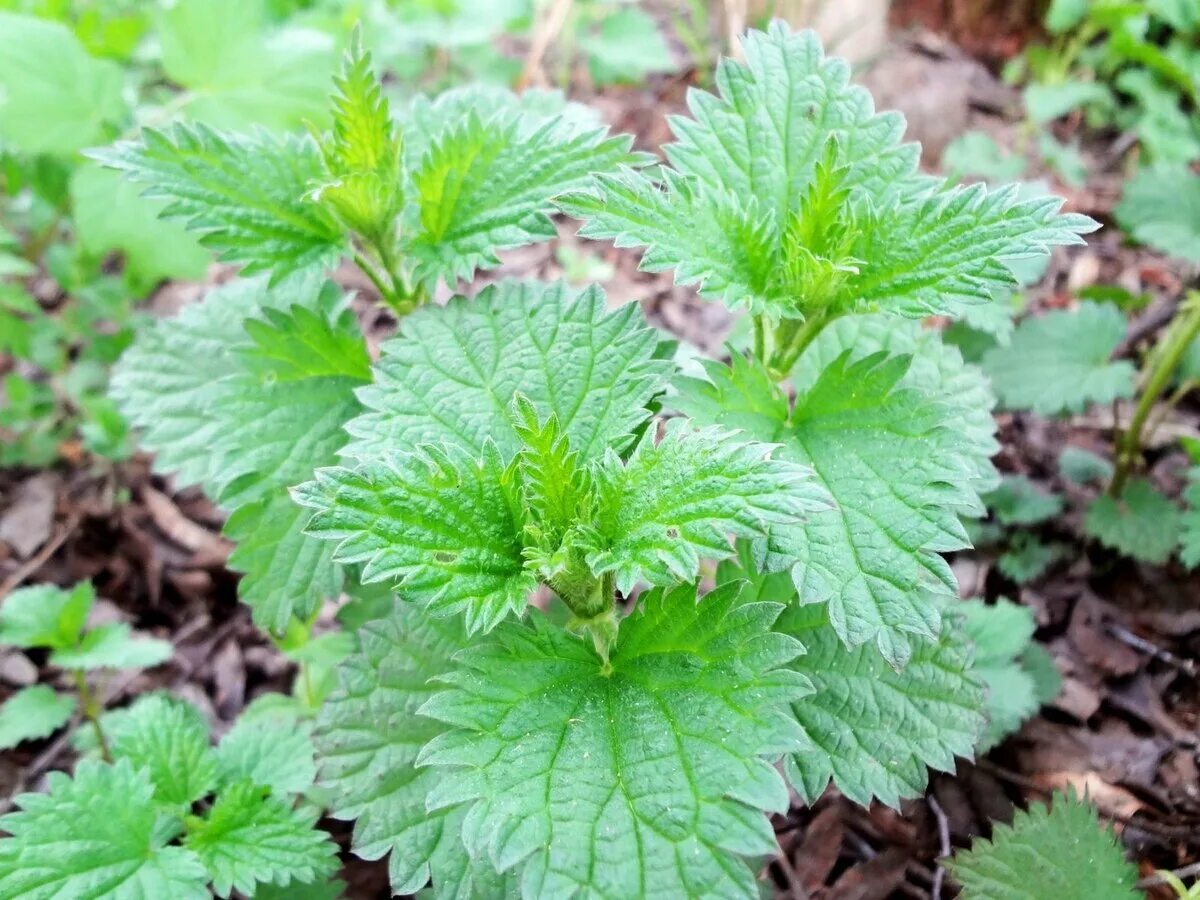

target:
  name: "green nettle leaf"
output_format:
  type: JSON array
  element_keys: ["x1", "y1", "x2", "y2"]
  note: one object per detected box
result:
[
  {"x1": 111, "y1": 275, "x2": 370, "y2": 630},
  {"x1": 984, "y1": 475, "x2": 1064, "y2": 527},
  {"x1": 1084, "y1": 478, "x2": 1182, "y2": 564},
  {"x1": 558, "y1": 23, "x2": 1095, "y2": 320},
  {"x1": 215, "y1": 712, "x2": 317, "y2": 797},
  {"x1": 778, "y1": 602, "x2": 983, "y2": 807},
  {"x1": 107, "y1": 695, "x2": 218, "y2": 809},
  {"x1": 0, "y1": 759, "x2": 210, "y2": 900},
  {"x1": 344, "y1": 280, "x2": 671, "y2": 462},
  {"x1": 679, "y1": 331, "x2": 994, "y2": 667},
  {"x1": 91, "y1": 125, "x2": 346, "y2": 279},
  {"x1": 1181, "y1": 466, "x2": 1200, "y2": 567},
  {"x1": 0, "y1": 686, "x2": 75, "y2": 750},
  {"x1": 49, "y1": 623, "x2": 173, "y2": 672},
  {"x1": 418, "y1": 581, "x2": 809, "y2": 899},
  {"x1": 983, "y1": 303, "x2": 1135, "y2": 416},
  {"x1": 949, "y1": 790, "x2": 1139, "y2": 900},
  {"x1": 0, "y1": 582, "x2": 94, "y2": 651},
  {"x1": 183, "y1": 780, "x2": 339, "y2": 898},
  {"x1": 997, "y1": 533, "x2": 1066, "y2": 584},
  {"x1": 961, "y1": 599, "x2": 1057, "y2": 751},
  {"x1": 1058, "y1": 446, "x2": 1114, "y2": 486},
  {"x1": 314, "y1": 603, "x2": 507, "y2": 896},
  {"x1": 0, "y1": 12, "x2": 126, "y2": 155},
  {"x1": 1115, "y1": 165, "x2": 1200, "y2": 262}
]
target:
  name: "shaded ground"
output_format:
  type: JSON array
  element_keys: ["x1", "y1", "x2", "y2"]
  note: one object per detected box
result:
[{"x1": 1, "y1": 23, "x2": 1197, "y2": 900}]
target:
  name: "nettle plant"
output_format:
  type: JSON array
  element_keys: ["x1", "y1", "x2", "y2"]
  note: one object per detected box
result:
[{"x1": 0, "y1": 25, "x2": 1097, "y2": 899}]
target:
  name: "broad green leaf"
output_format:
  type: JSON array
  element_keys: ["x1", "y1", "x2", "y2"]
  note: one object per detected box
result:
[
  {"x1": 296, "y1": 442, "x2": 534, "y2": 635},
  {"x1": 314, "y1": 602, "x2": 502, "y2": 896},
  {"x1": 679, "y1": 337, "x2": 993, "y2": 667},
  {"x1": 0, "y1": 759, "x2": 209, "y2": 900},
  {"x1": 559, "y1": 23, "x2": 1095, "y2": 320},
  {"x1": 419, "y1": 581, "x2": 809, "y2": 899},
  {"x1": 111, "y1": 276, "x2": 370, "y2": 630},
  {"x1": 216, "y1": 706, "x2": 317, "y2": 797},
  {"x1": 69, "y1": 163, "x2": 211, "y2": 289},
  {"x1": 779, "y1": 603, "x2": 982, "y2": 807},
  {"x1": 344, "y1": 281, "x2": 671, "y2": 462},
  {"x1": 1046, "y1": 0, "x2": 1089, "y2": 33},
  {"x1": 0, "y1": 582, "x2": 94, "y2": 651},
  {"x1": 949, "y1": 790, "x2": 1139, "y2": 899},
  {"x1": 1058, "y1": 446, "x2": 1114, "y2": 485},
  {"x1": 0, "y1": 12, "x2": 125, "y2": 155},
  {"x1": 941, "y1": 131, "x2": 1027, "y2": 183},
  {"x1": 49, "y1": 622, "x2": 173, "y2": 671},
  {"x1": 183, "y1": 780, "x2": 339, "y2": 898},
  {"x1": 108, "y1": 694, "x2": 217, "y2": 808},
  {"x1": 984, "y1": 475, "x2": 1063, "y2": 526},
  {"x1": 581, "y1": 7, "x2": 677, "y2": 85},
  {"x1": 1181, "y1": 466, "x2": 1200, "y2": 567},
  {"x1": 0, "y1": 686, "x2": 74, "y2": 750},
  {"x1": 997, "y1": 533, "x2": 1066, "y2": 584},
  {"x1": 1085, "y1": 478, "x2": 1182, "y2": 564},
  {"x1": 983, "y1": 303, "x2": 1135, "y2": 415},
  {"x1": 402, "y1": 112, "x2": 645, "y2": 293},
  {"x1": 92, "y1": 125, "x2": 345, "y2": 279},
  {"x1": 1115, "y1": 166, "x2": 1200, "y2": 262},
  {"x1": 1024, "y1": 81, "x2": 1112, "y2": 123}
]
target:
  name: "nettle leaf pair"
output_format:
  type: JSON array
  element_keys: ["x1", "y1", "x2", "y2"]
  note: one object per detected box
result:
[
  {"x1": 68, "y1": 22, "x2": 1095, "y2": 900},
  {"x1": 0, "y1": 692, "x2": 339, "y2": 899}
]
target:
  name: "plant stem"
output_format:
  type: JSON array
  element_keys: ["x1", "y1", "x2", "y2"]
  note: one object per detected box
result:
[
  {"x1": 767, "y1": 310, "x2": 833, "y2": 379},
  {"x1": 751, "y1": 313, "x2": 766, "y2": 363},
  {"x1": 1110, "y1": 292, "x2": 1200, "y2": 496},
  {"x1": 73, "y1": 671, "x2": 112, "y2": 763}
]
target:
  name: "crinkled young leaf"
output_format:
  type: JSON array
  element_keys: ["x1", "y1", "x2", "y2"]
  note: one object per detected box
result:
[
  {"x1": 0, "y1": 686, "x2": 75, "y2": 750},
  {"x1": 778, "y1": 603, "x2": 982, "y2": 807},
  {"x1": 344, "y1": 280, "x2": 671, "y2": 462},
  {"x1": 983, "y1": 303, "x2": 1135, "y2": 416},
  {"x1": 1115, "y1": 165, "x2": 1200, "y2": 262},
  {"x1": 112, "y1": 276, "x2": 369, "y2": 630},
  {"x1": 91, "y1": 124, "x2": 345, "y2": 279},
  {"x1": 949, "y1": 790, "x2": 1139, "y2": 900},
  {"x1": 0, "y1": 582, "x2": 94, "y2": 651},
  {"x1": 183, "y1": 780, "x2": 339, "y2": 898},
  {"x1": 401, "y1": 111, "x2": 646, "y2": 293},
  {"x1": 314, "y1": 602, "x2": 504, "y2": 896},
  {"x1": 559, "y1": 23, "x2": 1095, "y2": 320},
  {"x1": 586, "y1": 421, "x2": 829, "y2": 594},
  {"x1": 216, "y1": 711, "x2": 316, "y2": 797},
  {"x1": 1085, "y1": 478, "x2": 1182, "y2": 564},
  {"x1": 108, "y1": 694, "x2": 217, "y2": 808},
  {"x1": 679, "y1": 343, "x2": 991, "y2": 667},
  {"x1": 418, "y1": 581, "x2": 809, "y2": 900},
  {"x1": 0, "y1": 759, "x2": 209, "y2": 900}
]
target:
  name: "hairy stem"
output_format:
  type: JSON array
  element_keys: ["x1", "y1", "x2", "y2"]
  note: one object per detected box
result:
[
  {"x1": 1110, "y1": 292, "x2": 1200, "y2": 496},
  {"x1": 73, "y1": 671, "x2": 112, "y2": 764},
  {"x1": 768, "y1": 309, "x2": 834, "y2": 379},
  {"x1": 751, "y1": 313, "x2": 767, "y2": 363}
]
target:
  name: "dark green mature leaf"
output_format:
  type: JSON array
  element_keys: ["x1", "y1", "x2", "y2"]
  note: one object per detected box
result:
[
  {"x1": 91, "y1": 125, "x2": 345, "y2": 279},
  {"x1": 0, "y1": 759, "x2": 209, "y2": 900},
  {"x1": 215, "y1": 710, "x2": 316, "y2": 797},
  {"x1": 344, "y1": 280, "x2": 671, "y2": 462},
  {"x1": 112, "y1": 275, "x2": 370, "y2": 630},
  {"x1": 314, "y1": 602, "x2": 506, "y2": 896},
  {"x1": 1085, "y1": 478, "x2": 1182, "y2": 564},
  {"x1": 559, "y1": 23, "x2": 1095, "y2": 320},
  {"x1": 418, "y1": 581, "x2": 809, "y2": 899},
  {"x1": 1181, "y1": 466, "x2": 1200, "y2": 567},
  {"x1": 950, "y1": 790, "x2": 1139, "y2": 899},
  {"x1": 985, "y1": 475, "x2": 1063, "y2": 527}
]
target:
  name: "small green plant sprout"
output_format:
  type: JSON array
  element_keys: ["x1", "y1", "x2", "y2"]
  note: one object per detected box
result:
[
  {"x1": 977, "y1": 476, "x2": 1069, "y2": 585},
  {"x1": 0, "y1": 691, "x2": 340, "y2": 899},
  {"x1": 949, "y1": 789, "x2": 1140, "y2": 899},
  {"x1": 0, "y1": 582, "x2": 171, "y2": 757},
  {"x1": 94, "y1": 37, "x2": 647, "y2": 315}
]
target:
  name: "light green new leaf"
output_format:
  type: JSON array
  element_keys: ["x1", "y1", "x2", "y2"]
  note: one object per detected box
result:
[
  {"x1": 108, "y1": 694, "x2": 217, "y2": 808},
  {"x1": 0, "y1": 12, "x2": 125, "y2": 155},
  {"x1": 780, "y1": 603, "x2": 983, "y2": 807},
  {"x1": 344, "y1": 281, "x2": 671, "y2": 462},
  {"x1": 216, "y1": 710, "x2": 316, "y2": 797},
  {"x1": 49, "y1": 623, "x2": 173, "y2": 671},
  {"x1": 0, "y1": 759, "x2": 209, "y2": 900},
  {"x1": 0, "y1": 686, "x2": 75, "y2": 750},
  {"x1": 418, "y1": 581, "x2": 810, "y2": 899},
  {"x1": 184, "y1": 780, "x2": 339, "y2": 898},
  {"x1": 949, "y1": 790, "x2": 1139, "y2": 900},
  {"x1": 296, "y1": 443, "x2": 534, "y2": 635},
  {"x1": 402, "y1": 112, "x2": 645, "y2": 293},
  {"x1": 92, "y1": 125, "x2": 345, "y2": 279},
  {"x1": 1115, "y1": 165, "x2": 1200, "y2": 262},
  {"x1": 0, "y1": 582, "x2": 93, "y2": 651},
  {"x1": 1085, "y1": 478, "x2": 1182, "y2": 564},
  {"x1": 586, "y1": 421, "x2": 829, "y2": 594},
  {"x1": 559, "y1": 23, "x2": 1095, "y2": 320},
  {"x1": 985, "y1": 475, "x2": 1063, "y2": 527},
  {"x1": 679, "y1": 337, "x2": 993, "y2": 667},
  {"x1": 314, "y1": 602, "x2": 504, "y2": 896},
  {"x1": 983, "y1": 303, "x2": 1135, "y2": 415}
]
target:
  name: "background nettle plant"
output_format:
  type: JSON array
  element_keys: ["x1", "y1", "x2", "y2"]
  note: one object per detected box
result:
[{"x1": 0, "y1": 23, "x2": 1112, "y2": 900}]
